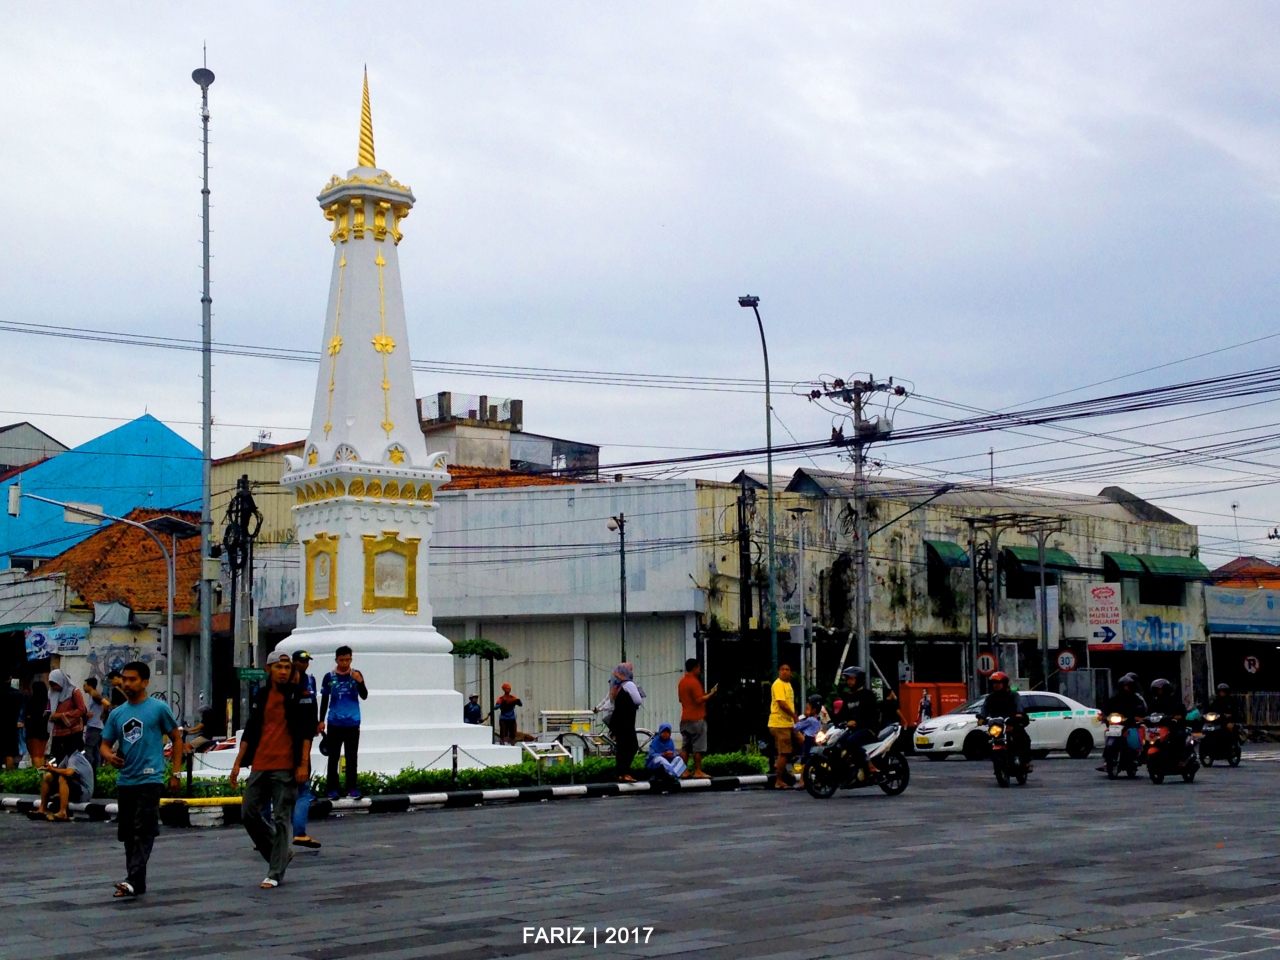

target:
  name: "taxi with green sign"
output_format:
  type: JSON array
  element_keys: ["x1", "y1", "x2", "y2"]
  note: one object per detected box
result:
[{"x1": 914, "y1": 691, "x2": 1104, "y2": 761}]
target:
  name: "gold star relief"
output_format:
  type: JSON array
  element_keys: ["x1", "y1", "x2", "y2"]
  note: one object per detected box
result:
[
  {"x1": 328, "y1": 334, "x2": 343, "y2": 356},
  {"x1": 372, "y1": 334, "x2": 396, "y2": 354},
  {"x1": 388, "y1": 447, "x2": 405, "y2": 464}
]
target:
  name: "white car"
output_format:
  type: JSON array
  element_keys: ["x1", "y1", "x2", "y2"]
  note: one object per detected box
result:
[{"x1": 914, "y1": 692, "x2": 1104, "y2": 761}]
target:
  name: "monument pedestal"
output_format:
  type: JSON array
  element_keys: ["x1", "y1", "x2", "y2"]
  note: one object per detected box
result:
[{"x1": 290, "y1": 625, "x2": 520, "y2": 772}]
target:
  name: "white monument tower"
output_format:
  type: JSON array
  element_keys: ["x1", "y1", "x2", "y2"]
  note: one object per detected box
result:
[{"x1": 280, "y1": 73, "x2": 519, "y2": 772}]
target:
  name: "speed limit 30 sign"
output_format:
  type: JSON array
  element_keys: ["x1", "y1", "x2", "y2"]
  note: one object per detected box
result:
[{"x1": 1056, "y1": 650, "x2": 1077, "y2": 673}]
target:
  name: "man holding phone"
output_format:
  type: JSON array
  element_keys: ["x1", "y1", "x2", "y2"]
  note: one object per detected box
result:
[{"x1": 677, "y1": 658, "x2": 717, "y2": 779}]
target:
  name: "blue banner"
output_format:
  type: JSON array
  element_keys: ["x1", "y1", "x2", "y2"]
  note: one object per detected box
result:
[{"x1": 25, "y1": 625, "x2": 89, "y2": 660}]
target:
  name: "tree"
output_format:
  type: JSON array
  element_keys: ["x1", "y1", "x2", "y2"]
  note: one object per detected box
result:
[{"x1": 451, "y1": 638, "x2": 511, "y2": 736}]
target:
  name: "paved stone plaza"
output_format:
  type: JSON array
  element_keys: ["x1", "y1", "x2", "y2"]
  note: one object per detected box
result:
[{"x1": 3, "y1": 751, "x2": 1280, "y2": 960}]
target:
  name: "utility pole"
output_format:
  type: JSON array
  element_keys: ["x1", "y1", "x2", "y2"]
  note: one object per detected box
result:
[
  {"x1": 809, "y1": 375, "x2": 907, "y2": 677},
  {"x1": 787, "y1": 506, "x2": 813, "y2": 704},
  {"x1": 608, "y1": 513, "x2": 627, "y2": 662},
  {"x1": 739, "y1": 296, "x2": 778, "y2": 674},
  {"x1": 737, "y1": 480, "x2": 753, "y2": 641},
  {"x1": 967, "y1": 518, "x2": 980, "y2": 700},
  {"x1": 1019, "y1": 520, "x2": 1066, "y2": 692},
  {"x1": 192, "y1": 60, "x2": 215, "y2": 712}
]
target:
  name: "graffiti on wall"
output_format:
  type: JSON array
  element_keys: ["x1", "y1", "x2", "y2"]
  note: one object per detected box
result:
[{"x1": 1122, "y1": 617, "x2": 1190, "y2": 652}]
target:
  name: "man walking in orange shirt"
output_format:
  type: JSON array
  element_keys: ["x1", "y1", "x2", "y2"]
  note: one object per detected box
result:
[{"x1": 677, "y1": 658, "x2": 717, "y2": 779}]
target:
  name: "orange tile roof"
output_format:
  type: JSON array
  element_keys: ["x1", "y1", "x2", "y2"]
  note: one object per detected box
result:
[
  {"x1": 34, "y1": 508, "x2": 202, "y2": 613},
  {"x1": 439, "y1": 466, "x2": 584, "y2": 490}
]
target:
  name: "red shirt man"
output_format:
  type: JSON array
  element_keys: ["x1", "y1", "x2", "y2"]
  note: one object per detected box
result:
[{"x1": 677, "y1": 659, "x2": 717, "y2": 779}]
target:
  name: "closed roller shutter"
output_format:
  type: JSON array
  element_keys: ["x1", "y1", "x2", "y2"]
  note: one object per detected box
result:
[
  {"x1": 480, "y1": 621, "x2": 576, "y2": 738},
  {"x1": 587, "y1": 616, "x2": 686, "y2": 736}
]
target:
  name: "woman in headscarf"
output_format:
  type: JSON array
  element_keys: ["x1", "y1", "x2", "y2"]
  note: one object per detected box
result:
[
  {"x1": 645, "y1": 723, "x2": 687, "y2": 782},
  {"x1": 610, "y1": 663, "x2": 644, "y2": 782},
  {"x1": 21, "y1": 680, "x2": 50, "y2": 769},
  {"x1": 47, "y1": 669, "x2": 87, "y2": 763}
]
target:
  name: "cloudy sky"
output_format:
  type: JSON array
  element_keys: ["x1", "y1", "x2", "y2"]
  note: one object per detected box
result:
[{"x1": 2, "y1": 3, "x2": 1280, "y2": 562}]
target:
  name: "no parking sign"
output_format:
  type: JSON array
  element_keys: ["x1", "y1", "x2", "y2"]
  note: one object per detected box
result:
[
  {"x1": 977, "y1": 652, "x2": 998, "y2": 676},
  {"x1": 1245, "y1": 655, "x2": 1261, "y2": 674}
]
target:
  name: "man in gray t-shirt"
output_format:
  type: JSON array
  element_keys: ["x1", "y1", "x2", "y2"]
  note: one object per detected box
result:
[
  {"x1": 82, "y1": 678, "x2": 111, "y2": 769},
  {"x1": 37, "y1": 749, "x2": 95, "y2": 820}
]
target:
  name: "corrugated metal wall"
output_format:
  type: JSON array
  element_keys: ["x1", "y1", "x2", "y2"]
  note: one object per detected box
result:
[
  {"x1": 438, "y1": 614, "x2": 687, "y2": 739},
  {"x1": 587, "y1": 616, "x2": 686, "y2": 734}
]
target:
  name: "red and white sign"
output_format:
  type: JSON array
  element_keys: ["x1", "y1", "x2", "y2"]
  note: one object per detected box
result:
[
  {"x1": 1244, "y1": 655, "x2": 1261, "y2": 674},
  {"x1": 1056, "y1": 650, "x2": 1077, "y2": 673},
  {"x1": 1087, "y1": 584, "x2": 1123, "y2": 651},
  {"x1": 976, "y1": 652, "x2": 998, "y2": 676}
]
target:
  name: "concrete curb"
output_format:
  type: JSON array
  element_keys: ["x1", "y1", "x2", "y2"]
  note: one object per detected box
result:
[{"x1": 0, "y1": 774, "x2": 773, "y2": 826}]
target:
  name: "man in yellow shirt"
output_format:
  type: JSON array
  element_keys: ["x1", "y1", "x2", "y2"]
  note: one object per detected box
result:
[{"x1": 768, "y1": 664, "x2": 797, "y2": 789}]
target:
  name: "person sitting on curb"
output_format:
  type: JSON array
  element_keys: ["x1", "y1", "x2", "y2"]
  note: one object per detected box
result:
[
  {"x1": 34, "y1": 748, "x2": 95, "y2": 821},
  {"x1": 645, "y1": 723, "x2": 687, "y2": 783}
]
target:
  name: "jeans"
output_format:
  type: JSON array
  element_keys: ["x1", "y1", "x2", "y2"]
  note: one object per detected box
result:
[
  {"x1": 83, "y1": 727, "x2": 103, "y2": 768},
  {"x1": 292, "y1": 780, "x2": 312, "y2": 838},
  {"x1": 841, "y1": 728, "x2": 878, "y2": 768},
  {"x1": 325, "y1": 726, "x2": 360, "y2": 795},
  {"x1": 242, "y1": 770, "x2": 297, "y2": 882},
  {"x1": 116, "y1": 784, "x2": 161, "y2": 892}
]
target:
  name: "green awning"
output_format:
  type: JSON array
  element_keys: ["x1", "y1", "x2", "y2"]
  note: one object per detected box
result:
[
  {"x1": 1136, "y1": 554, "x2": 1211, "y2": 579},
  {"x1": 1004, "y1": 545, "x2": 1077, "y2": 569},
  {"x1": 924, "y1": 539, "x2": 970, "y2": 568},
  {"x1": 1102, "y1": 552, "x2": 1146, "y2": 575}
]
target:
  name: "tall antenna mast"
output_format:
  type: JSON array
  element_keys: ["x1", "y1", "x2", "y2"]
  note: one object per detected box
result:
[{"x1": 192, "y1": 56, "x2": 216, "y2": 712}]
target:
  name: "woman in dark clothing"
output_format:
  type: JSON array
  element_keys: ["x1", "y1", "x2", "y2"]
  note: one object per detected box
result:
[
  {"x1": 0, "y1": 679, "x2": 21, "y2": 769},
  {"x1": 21, "y1": 680, "x2": 50, "y2": 769},
  {"x1": 609, "y1": 663, "x2": 644, "y2": 782}
]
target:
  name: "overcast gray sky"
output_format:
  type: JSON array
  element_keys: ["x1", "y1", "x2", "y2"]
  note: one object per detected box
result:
[{"x1": 2, "y1": 3, "x2": 1280, "y2": 562}]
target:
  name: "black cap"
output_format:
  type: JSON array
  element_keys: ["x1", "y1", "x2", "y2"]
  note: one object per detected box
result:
[{"x1": 292, "y1": 651, "x2": 312, "y2": 662}]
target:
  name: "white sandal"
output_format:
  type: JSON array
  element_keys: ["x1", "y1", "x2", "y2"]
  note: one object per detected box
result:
[{"x1": 260, "y1": 878, "x2": 279, "y2": 889}]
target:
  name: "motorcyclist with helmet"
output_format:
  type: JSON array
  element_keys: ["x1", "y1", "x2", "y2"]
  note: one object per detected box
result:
[
  {"x1": 1104, "y1": 673, "x2": 1147, "y2": 721},
  {"x1": 831, "y1": 667, "x2": 882, "y2": 772},
  {"x1": 1204, "y1": 683, "x2": 1238, "y2": 725},
  {"x1": 1098, "y1": 672, "x2": 1147, "y2": 773},
  {"x1": 976, "y1": 672, "x2": 1032, "y2": 770},
  {"x1": 1148, "y1": 678, "x2": 1185, "y2": 724}
]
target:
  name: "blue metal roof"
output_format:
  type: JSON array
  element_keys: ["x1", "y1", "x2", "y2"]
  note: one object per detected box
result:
[{"x1": 0, "y1": 415, "x2": 201, "y2": 566}]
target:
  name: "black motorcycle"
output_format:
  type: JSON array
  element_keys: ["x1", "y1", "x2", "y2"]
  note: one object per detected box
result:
[
  {"x1": 984, "y1": 716, "x2": 1031, "y2": 787},
  {"x1": 1103, "y1": 712, "x2": 1143, "y2": 779},
  {"x1": 1143, "y1": 712, "x2": 1199, "y2": 784},
  {"x1": 1198, "y1": 712, "x2": 1242, "y2": 767},
  {"x1": 803, "y1": 723, "x2": 910, "y2": 799}
]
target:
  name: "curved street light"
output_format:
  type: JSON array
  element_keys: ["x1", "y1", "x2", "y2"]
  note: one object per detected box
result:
[{"x1": 738, "y1": 295, "x2": 778, "y2": 674}]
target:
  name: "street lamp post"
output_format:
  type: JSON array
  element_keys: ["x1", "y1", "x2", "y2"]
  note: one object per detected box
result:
[
  {"x1": 739, "y1": 295, "x2": 778, "y2": 675},
  {"x1": 7, "y1": 490, "x2": 198, "y2": 712},
  {"x1": 192, "y1": 62, "x2": 216, "y2": 713},
  {"x1": 608, "y1": 513, "x2": 627, "y2": 662}
]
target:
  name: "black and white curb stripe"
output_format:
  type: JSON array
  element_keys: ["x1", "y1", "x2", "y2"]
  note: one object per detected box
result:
[{"x1": 1, "y1": 774, "x2": 773, "y2": 825}]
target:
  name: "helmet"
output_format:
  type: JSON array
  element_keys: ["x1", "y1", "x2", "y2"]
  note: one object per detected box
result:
[
  {"x1": 1149, "y1": 678, "x2": 1172, "y2": 695},
  {"x1": 806, "y1": 694, "x2": 825, "y2": 709},
  {"x1": 1217, "y1": 683, "x2": 1230, "y2": 694},
  {"x1": 1118, "y1": 673, "x2": 1138, "y2": 688},
  {"x1": 989, "y1": 671, "x2": 1009, "y2": 686},
  {"x1": 841, "y1": 666, "x2": 866, "y2": 686}
]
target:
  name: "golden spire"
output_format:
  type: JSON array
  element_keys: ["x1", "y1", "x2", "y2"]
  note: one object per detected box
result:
[{"x1": 357, "y1": 67, "x2": 376, "y2": 168}]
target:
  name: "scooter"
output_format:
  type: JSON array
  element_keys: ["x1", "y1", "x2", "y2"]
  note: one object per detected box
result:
[
  {"x1": 803, "y1": 723, "x2": 910, "y2": 799},
  {"x1": 1198, "y1": 713, "x2": 1243, "y2": 767},
  {"x1": 1103, "y1": 713, "x2": 1143, "y2": 779},
  {"x1": 1143, "y1": 713, "x2": 1199, "y2": 784},
  {"x1": 983, "y1": 716, "x2": 1031, "y2": 787}
]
